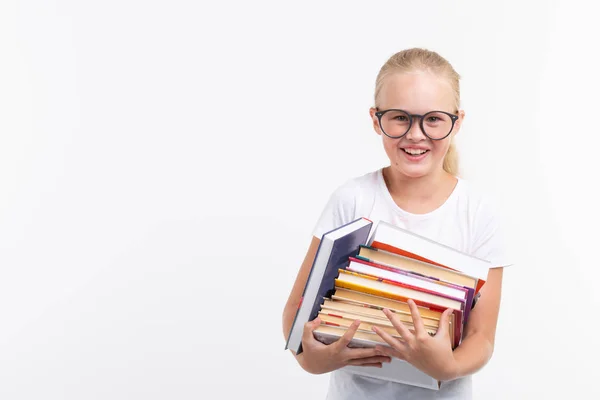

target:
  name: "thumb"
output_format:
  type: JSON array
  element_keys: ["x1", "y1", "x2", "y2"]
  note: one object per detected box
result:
[
  {"x1": 302, "y1": 317, "x2": 322, "y2": 341},
  {"x1": 310, "y1": 316, "x2": 322, "y2": 329}
]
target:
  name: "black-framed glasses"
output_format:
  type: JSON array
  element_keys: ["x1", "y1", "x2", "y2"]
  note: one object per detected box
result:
[{"x1": 375, "y1": 108, "x2": 459, "y2": 140}]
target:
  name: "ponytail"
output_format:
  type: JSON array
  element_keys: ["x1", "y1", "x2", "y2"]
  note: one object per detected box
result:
[{"x1": 443, "y1": 140, "x2": 459, "y2": 176}]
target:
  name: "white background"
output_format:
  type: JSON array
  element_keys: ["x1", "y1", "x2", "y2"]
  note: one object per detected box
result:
[{"x1": 1, "y1": 1, "x2": 598, "y2": 399}]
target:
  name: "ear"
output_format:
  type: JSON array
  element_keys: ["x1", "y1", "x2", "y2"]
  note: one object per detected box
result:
[
  {"x1": 369, "y1": 107, "x2": 382, "y2": 136},
  {"x1": 452, "y1": 109, "x2": 466, "y2": 136}
]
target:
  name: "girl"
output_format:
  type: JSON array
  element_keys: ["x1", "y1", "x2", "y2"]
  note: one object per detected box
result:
[{"x1": 282, "y1": 48, "x2": 512, "y2": 400}]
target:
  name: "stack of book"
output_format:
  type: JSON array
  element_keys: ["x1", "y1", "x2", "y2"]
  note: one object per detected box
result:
[{"x1": 285, "y1": 217, "x2": 491, "y2": 390}]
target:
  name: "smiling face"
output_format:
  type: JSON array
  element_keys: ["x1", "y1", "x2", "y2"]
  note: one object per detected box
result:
[{"x1": 370, "y1": 70, "x2": 464, "y2": 180}]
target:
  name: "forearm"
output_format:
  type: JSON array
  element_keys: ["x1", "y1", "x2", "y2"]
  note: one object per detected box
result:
[
  {"x1": 447, "y1": 268, "x2": 503, "y2": 380},
  {"x1": 282, "y1": 300, "x2": 312, "y2": 370},
  {"x1": 450, "y1": 332, "x2": 494, "y2": 380},
  {"x1": 282, "y1": 301, "x2": 298, "y2": 343},
  {"x1": 282, "y1": 237, "x2": 320, "y2": 345}
]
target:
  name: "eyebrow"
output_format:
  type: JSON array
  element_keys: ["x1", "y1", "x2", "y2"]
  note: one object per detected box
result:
[{"x1": 376, "y1": 107, "x2": 458, "y2": 114}]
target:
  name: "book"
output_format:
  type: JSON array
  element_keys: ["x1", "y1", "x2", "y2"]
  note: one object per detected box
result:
[
  {"x1": 316, "y1": 299, "x2": 455, "y2": 348},
  {"x1": 334, "y1": 269, "x2": 463, "y2": 348},
  {"x1": 285, "y1": 218, "x2": 492, "y2": 390},
  {"x1": 320, "y1": 297, "x2": 440, "y2": 328},
  {"x1": 354, "y1": 246, "x2": 477, "y2": 325},
  {"x1": 315, "y1": 324, "x2": 448, "y2": 390},
  {"x1": 346, "y1": 256, "x2": 469, "y2": 301},
  {"x1": 319, "y1": 309, "x2": 435, "y2": 335},
  {"x1": 345, "y1": 256, "x2": 469, "y2": 327},
  {"x1": 357, "y1": 245, "x2": 478, "y2": 290},
  {"x1": 332, "y1": 288, "x2": 445, "y2": 321},
  {"x1": 285, "y1": 217, "x2": 373, "y2": 354},
  {"x1": 368, "y1": 220, "x2": 490, "y2": 293},
  {"x1": 336, "y1": 269, "x2": 464, "y2": 311}
]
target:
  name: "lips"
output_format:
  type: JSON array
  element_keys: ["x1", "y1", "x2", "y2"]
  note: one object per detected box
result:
[
  {"x1": 399, "y1": 146, "x2": 430, "y2": 162},
  {"x1": 402, "y1": 148, "x2": 428, "y2": 155}
]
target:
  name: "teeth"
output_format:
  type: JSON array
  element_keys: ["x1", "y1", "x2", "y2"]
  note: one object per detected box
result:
[{"x1": 404, "y1": 148, "x2": 427, "y2": 155}]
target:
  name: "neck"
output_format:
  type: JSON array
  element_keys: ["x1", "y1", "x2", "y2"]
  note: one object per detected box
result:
[{"x1": 382, "y1": 166, "x2": 457, "y2": 212}]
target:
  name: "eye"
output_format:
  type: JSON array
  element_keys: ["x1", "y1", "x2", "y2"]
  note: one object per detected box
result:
[
  {"x1": 384, "y1": 111, "x2": 411, "y2": 124},
  {"x1": 424, "y1": 112, "x2": 448, "y2": 125}
]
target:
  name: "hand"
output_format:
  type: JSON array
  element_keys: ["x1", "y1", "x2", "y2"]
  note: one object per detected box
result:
[
  {"x1": 372, "y1": 300, "x2": 459, "y2": 381},
  {"x1": 296, "y1": 317, "x2": 392, "y2": 375}
]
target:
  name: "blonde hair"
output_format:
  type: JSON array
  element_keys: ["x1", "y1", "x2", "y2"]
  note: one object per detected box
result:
[{"x1": 374, "y1": 48, "x2": 461, "y2": 176}]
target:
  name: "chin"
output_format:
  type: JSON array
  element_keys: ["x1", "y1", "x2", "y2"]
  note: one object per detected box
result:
[{"x1": 392, "y1": 163, "x2": 433, "y2": 179}]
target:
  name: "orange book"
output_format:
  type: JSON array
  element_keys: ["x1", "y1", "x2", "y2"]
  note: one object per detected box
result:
[{"x1": 335, "y1": 269, "x2": 464, "y2": 312}]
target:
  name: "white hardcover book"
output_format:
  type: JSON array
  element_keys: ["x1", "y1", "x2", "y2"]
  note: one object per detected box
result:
[
  {"x1": 368, "y1": 220, "x2": 491, "y2": 282},
  {"x1": 313, "y1": 325, "x2": 440, "y2": 390}
]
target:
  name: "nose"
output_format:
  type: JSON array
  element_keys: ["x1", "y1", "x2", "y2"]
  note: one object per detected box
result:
[{"x1": 405, "y1": 118, "x2": 427, "y2": 141}]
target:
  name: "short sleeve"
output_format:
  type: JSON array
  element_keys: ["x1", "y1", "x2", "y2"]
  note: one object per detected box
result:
[
  {"x1": 311, "y1": 182, "x2": 357, "y2": 239},
  {"x1": 470, "y1": 198, "x2": 514, "y2": 269}
]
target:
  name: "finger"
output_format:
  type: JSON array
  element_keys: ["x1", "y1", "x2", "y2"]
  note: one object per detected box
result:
[
  {"x1": 382, "y1": 308, "x2": 413, "y2": 340},
  {"x1": 352, "y1": 362, "x2": 383, "y2": 368},
  {"x1": 343, "y1": 347, "x2": 384, "y2": 359},
  {"x1": 372, "y1": 325, "x2": 408, "y2": 355},
  {"x1": 375, "y1": 344, "x2": 404, "y2": 360},
  {"x1": 346, "y1": 355, "x2": 391, "y2": 366},
  {"x1": 406, "y1": 299, "x2": 426, "y2": 337},
  {"x1": 436, "y1": 308, "x2": 453, "y2": 338},
  {"x1": 302, "y1": 317, "x2": 321, "y2": 344},
  {"x1": 334, "y1": 319, "x2": 360, "y2": 350}
]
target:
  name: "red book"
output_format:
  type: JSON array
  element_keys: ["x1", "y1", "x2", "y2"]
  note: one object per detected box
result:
[{"x1": 368, "y1": 221, "x2": 491, "y2": 294}]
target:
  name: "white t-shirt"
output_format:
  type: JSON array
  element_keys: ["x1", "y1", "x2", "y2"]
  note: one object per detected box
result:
[{"x1": 311, "y1": 168, "x2": 513, "y2": 400}]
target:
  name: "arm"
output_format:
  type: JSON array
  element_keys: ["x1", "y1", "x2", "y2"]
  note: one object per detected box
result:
[
  {"x1": 372, "y1": 266, "x2": 504, "y2": 381},
  {"x1": 450, "y1": 266, "x2": 504, "y2": 379},
  {"x1": 282, "y1": 236, "x2": 320, "y2": 348}
]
